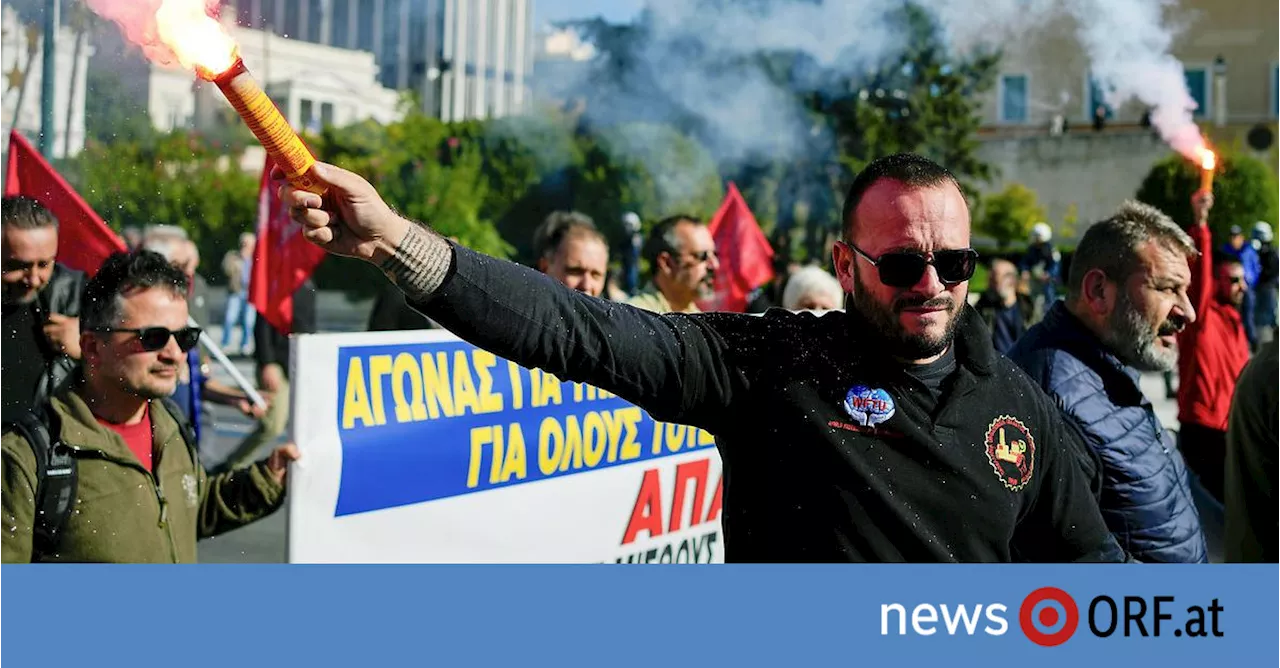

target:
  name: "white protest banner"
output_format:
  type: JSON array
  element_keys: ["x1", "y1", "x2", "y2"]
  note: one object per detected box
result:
[{"x1": 287, "y1": 329, "x2": 724, "y2": 563}]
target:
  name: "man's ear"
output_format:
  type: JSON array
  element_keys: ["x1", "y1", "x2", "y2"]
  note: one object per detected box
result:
[
  {"x1": 656, "y1": 251, "x2": 674, "y2": 275},
  {"x1": 1080, "y1": 269, "x2": 1116, "y2": 316},
  {"x1": 831, "y1": 241, "x2": 856, "y2": 295},
  {"x1": 537, "y1": 257, "x2": 549, "y2": 273},
  {"x1": 80, "y1": 332, "x2": 97, "y2": 365}
]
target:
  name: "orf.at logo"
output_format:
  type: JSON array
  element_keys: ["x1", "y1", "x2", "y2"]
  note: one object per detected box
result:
[{"x1": 1020, "y1": 587, "x2": 1079, "y2": 646}]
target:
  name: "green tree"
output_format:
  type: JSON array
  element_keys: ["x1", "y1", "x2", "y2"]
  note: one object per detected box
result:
[
  {"x1": 978, "y1": 183, "x2": 1045, "y2": 249},
  {"x1": 68, "y1": 131, "x2": 259, "y2": 282},
  {"x1": 312, "y1": 111, "x2": 514, "y2": 299},
  {"x1": 1136, "y1": 151, "x2": 1280, "y2": 242},
  {"x1": 474, "y1": 111, "x2": 584, "y2": 263},
  {"x1": 573, "y1": 123, "x2": 724, "y2": 244},
  {"x1": 1060, "y1": 202, "x2": 1080, "y2": 243},
  {"x1": 823, "y1": 3, "x2": 999, "y2": 192}
]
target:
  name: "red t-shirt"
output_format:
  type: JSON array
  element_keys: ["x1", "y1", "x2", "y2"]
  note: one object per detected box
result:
[{"x1": 97, "y1": 407, "x2": 153, "y2": 472}]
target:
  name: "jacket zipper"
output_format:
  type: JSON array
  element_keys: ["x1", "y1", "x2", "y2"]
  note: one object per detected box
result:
[{"x1": 65, "y1": 445, "x2": 181, "y2": 563}]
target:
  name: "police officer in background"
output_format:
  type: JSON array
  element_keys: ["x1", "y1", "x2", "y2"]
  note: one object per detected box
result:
[{"x1": 280, "y1": 154, "x2": 1125, "y2": 563}]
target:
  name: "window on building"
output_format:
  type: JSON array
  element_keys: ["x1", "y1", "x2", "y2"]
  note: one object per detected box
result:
[
  {"x1": 358, "y1": 0, "x2": 376, "y2": 52},
  {"x1": 1000, "y1": 74, "x2": 1028, "y2": 123},
  {"x1": 331, "y1": 0, "x2": 350, "y2": 46},
  {"x1": 299, "y1": 98, "x2": 314, "y2": 129},
  {"x1": 321, "y1": 102, "x2": 335, "y2": 128},
  {"x1": 1184, "y1": 67, "x2": 1208, "y2": 118},
  {"x1": 1271, "y1": 63, "x2": 1278, "y2": 119},
  {"x1": 1087, "y1": 75, "x2": 1114, "y2": 120}
]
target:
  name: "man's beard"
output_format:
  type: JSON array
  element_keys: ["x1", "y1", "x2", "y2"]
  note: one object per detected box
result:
[
  {"x1": 850, "y1": 265, "x2": 963, "y2": 360},
  {"x1": 695, "y1": 271, "x2": 716, "y2": 301},
  {"x1": 1103, "y1": 291, "x2": 1181, "y2": 372},
  {"x1": 1, "y1": 283, "x2": 38, "y2": 305}
]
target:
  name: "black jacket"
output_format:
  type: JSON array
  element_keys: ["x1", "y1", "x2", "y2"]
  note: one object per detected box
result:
[
  {"x1": 414, "y1": 244, "x2": 1124, "y2": 563},
  {"x1": 33, "y1": 263, "x2": 85, "y2": 405}
]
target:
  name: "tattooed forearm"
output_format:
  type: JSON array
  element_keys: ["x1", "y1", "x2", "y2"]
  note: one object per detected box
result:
[{"x1": 378, "y1": 221, "x2": 453, "y2": 301}]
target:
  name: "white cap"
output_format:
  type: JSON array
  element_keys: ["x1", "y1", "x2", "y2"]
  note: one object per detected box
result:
[{"x1": 1030, "y1": 222, "x2": 1053, "y2": 243}]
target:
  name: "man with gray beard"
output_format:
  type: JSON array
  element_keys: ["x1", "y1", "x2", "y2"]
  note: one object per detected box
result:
[{"x1": 1009, "y1": 198, "x2": 1208, "y2": 563}]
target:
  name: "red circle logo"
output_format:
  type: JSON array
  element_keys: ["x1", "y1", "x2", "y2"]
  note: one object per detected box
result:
[{"x1": 1019, "y1": 587, "x2": 1079, "y2": 646}]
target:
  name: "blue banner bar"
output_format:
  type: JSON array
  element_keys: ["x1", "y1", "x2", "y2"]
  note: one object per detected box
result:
[{"x1": 2, "y1": 565, "x2": 1275, "y2": 666}]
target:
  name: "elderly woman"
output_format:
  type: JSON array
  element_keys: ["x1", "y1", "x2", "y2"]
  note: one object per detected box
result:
[{"x1": 782, "y1": 265, "x2": 844, "y2": 312}]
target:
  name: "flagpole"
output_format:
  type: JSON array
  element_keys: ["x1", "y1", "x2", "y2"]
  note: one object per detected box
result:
[
  {"x1": 190, "y1": 316, "x2": 268, "y2": 409},
  {"x1": 39, "y1": 0, "x2": 59, "y2": 156}
]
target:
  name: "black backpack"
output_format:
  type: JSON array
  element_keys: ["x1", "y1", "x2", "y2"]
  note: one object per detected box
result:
[{"x1": 3, "y1": 397, "x2": 197, "y2": 557}]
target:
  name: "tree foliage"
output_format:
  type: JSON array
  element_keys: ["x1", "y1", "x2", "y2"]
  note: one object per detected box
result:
[
  {"x1": 978, "y1": 183, "x2": 1045, "y2": 249},
  {"x1": 1136, "y1": 151, "x2": 1279, "y2": 243},
  {"x1": 68, "y1": 132, "x2": 258, "y2": 280}
]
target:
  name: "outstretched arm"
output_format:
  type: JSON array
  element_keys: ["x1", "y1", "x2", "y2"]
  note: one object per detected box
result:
[{"x1": 280, "y1": 163, "x2": 755, "y2": 430}]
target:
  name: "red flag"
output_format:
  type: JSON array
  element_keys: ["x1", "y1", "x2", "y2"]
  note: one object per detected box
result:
[
  {"x1": 249, "y1": 155, "x2": 326, "y2": 334},
  {"x1": 4, "y1": 130, "x2": 125, "y2": 275},
  {"x1": 698, "y1": 182, "x2": 775, "y2": 313}
]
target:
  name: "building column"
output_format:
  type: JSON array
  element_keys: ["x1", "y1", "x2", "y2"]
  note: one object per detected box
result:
[
  {"x1": 397, "y1": 0, "x2": 411, "y2": 89},
  {"x1": 347, "y1": 0, "x2": 359, "y2": 48},
  {"x1": 452, "y1": 0, "x2": 469, "y2": 121},
  {"x1": 492, "y1": 0, "x2": 508, "y2": 117},
  {"x1": 299, "y1": 0, "x2": 309, "y2": 39},
  {"x1": 320, "y1": 0, "x2": 333, "y2": 44},
  {"x1": 472, "y1": 0, "x2": 487, "y2": 118},
  {"x1": 511, "y1": 0, "x2": 527, "y2": 111},
  {"x1": 373, "y1": 0, "x2": 385, "y2": 64}
]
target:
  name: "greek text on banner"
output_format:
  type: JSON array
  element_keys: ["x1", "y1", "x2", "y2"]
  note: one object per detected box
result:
[{"x1": 335, "y1": 341, "x2": 716, "y2": 516}]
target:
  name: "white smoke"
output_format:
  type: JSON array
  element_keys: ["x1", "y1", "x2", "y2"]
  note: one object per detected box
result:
[
  {"x1": 1063, "y1": 0, "x2": 1203, "y2": 156},
  {"x1": 553, "y1": 0, "x2": 1206, "y2": 164}
]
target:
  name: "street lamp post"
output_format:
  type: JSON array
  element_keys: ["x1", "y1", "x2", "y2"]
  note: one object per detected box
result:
[{"x1": 39, "y1": 0, "x2": 60, "y2": 157}]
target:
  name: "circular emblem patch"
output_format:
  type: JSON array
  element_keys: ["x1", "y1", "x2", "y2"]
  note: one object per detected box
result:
[
  {"x1": 843, "y1": 385, "x2": 895, "y2": 427},
  {"x1": 984, "y1": 415, "x2": 1035, "y2": 491}
]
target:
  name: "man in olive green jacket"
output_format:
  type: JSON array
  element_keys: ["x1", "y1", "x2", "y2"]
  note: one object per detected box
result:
[{"x1": 1, "y1": 250, "x2": 298, "y2": 563}]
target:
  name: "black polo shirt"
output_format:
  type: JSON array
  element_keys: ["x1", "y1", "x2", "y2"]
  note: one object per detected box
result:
[{"x1": 417, "y1": 244, "x2": 1121, "y2": 563}]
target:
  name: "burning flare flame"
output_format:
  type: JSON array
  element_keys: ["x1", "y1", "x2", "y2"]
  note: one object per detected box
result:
[
  {"x1": 156, "y1": 1, "x2": 237, "y2": 74},
  {"x1": 1198, "y1": 147, "x2": 1216, "y2": 171},
  {"x1": 84, "y1": 0, "x2": 238, "y2": 75}
]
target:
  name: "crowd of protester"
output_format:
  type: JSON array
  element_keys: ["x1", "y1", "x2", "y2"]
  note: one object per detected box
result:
[{"x1": 2, "y1": 149, "x2": 1275, "y2": 563}]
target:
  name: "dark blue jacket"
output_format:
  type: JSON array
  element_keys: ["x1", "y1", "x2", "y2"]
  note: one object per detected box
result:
[{"x1": 1008, "y1": 303, "x2": 1207, "y2": 563}]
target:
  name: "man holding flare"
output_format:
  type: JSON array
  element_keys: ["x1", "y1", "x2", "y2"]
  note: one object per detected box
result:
[{"x1": 277, "y1": 154, "x2": 1126, "y2": 564}]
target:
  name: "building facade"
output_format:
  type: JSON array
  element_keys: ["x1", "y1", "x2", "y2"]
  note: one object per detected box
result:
[
  {"x1": 980, "y1": 0, "x2": 1277, "y2": 132},
  {"x1": 972, "y1": 0, "x2": 1278, "y2": 240},
  {"x1": 79, "y1": 17, "x2": 400, "y2": 138},
  {"x1": 226, "y1": 0, "x2": 533, "y2": 120},
  {"x1": 1, "y1": 4, "x2": 92, "y2": 158}
]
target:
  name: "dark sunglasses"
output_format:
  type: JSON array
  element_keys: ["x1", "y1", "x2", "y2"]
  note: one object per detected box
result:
[
  {"x1": 845, "y1": 242, "x2": 979, "y2": 288},
  {"x1": 89, "y1": 326, "x2": 202, "y2": 352},
  {"x1": 682, "y1": 250, "x2": 717, "y2": 264}
]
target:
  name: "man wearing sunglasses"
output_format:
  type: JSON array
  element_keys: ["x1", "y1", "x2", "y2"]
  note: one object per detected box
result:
[
  {"x1": 1, "y1": 251, "x2": 298, "y2": 563},
  {"x1": 628, "y1": 215, "x2": 719, "y2": 314},
  {"x1": 280, "y1": 154, "x2": 1124, "y2": 563}
]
